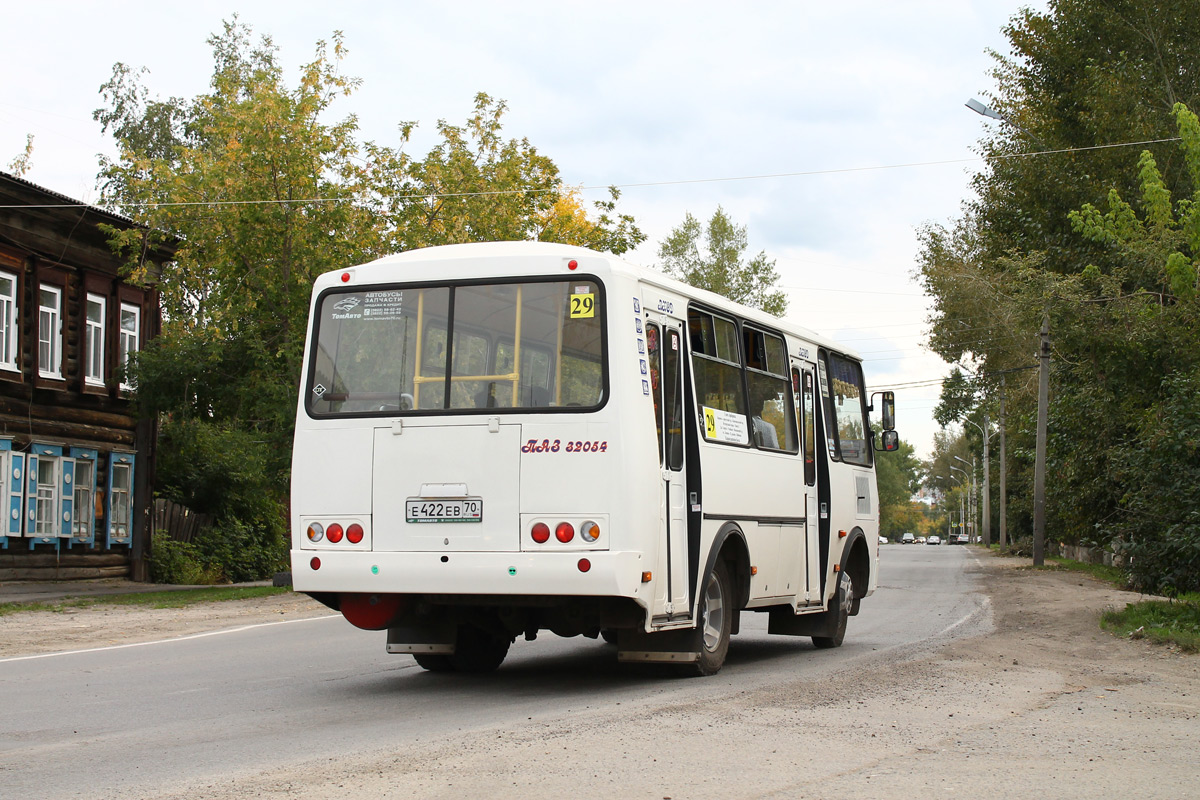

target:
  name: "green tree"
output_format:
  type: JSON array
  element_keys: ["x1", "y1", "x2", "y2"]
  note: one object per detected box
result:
[
  {"x1": 94, "y1": 20, "x2": 644, "y2": 580},
  {"x1": 876, "y1": 436, "x2": 922, "y2": 540},
  {"x1": 6, "y1": 134, "x2": 34, "y2": 177},
  {"x1": 918, "y1": 0, "x2": 1200, "y2": 590},
  {"x1": 657, "y1": 206, "x2": 787, "y2": 315}
]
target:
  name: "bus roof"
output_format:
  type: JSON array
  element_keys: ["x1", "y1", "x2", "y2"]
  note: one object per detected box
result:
[{"x1": 328, "y1": 241, "x2": 862, "y2": 361}]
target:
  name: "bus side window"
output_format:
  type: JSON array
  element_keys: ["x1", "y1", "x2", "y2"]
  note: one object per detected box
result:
[
  {"x1": 801, "y1": 368, "x2": 817, "y2": 485},
  {"x1": 646, "y1": 323, "x2": 664, "y2": 464},
  {"x1": 663, "y1": 328, "x2": 684, "y2": 471}
]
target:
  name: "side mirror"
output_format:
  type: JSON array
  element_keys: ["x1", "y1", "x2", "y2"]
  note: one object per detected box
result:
[
  {"x1": 879, "y1": 430, "x2": 900, "y2": 452},
  {"x1": 880, "y1": 391, "x2": 895, "y2": 431}
]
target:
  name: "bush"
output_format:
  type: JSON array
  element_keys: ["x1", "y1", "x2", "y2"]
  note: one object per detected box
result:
[
  {"x1": 153, "y1": 417, "x2": 289, "y2": 582},
  {"x1": 1106, "y1": 371, "x2": 1200, "y2": 597},
  {"x1": 148, "y1": 537, "x2": 221, "y2": 585},
  {"x1": 192, "y1": 517, "x2": 288, "y2": 584}
]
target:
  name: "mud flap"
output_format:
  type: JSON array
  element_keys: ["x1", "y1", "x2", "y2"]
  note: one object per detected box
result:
[
  {"x1": 387, "y1": 621, "x2": 456, "y2": 655},
  {"x1": 616, "y1": 626, "x2": 700, "y2": 664},
  {"x1": 767, "y1": 606, "x2": 838, "y2": 638}
]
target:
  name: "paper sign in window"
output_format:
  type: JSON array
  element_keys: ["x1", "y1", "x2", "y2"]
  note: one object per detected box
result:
[{"x1": 570, "y1": 293, "x2": 595, "y2": 319}]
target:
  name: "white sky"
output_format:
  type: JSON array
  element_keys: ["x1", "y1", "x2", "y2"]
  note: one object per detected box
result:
[{"x1": 0, "y1": 0, "x2": 1041, "y2": 458}]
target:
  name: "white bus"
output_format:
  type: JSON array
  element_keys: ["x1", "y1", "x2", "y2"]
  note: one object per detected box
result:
[{"x1": 291, "y1": 242, "x2": 897, "y2": 675}]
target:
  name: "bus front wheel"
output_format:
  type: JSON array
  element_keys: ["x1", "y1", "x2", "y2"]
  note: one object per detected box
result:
[{"x1": 686, "y1": 559, "x2": 733, "y2": 676}]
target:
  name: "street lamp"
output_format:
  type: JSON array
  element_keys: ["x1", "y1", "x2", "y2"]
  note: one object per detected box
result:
[
  {"x1": 960, "y1": 417, "x2": 995, "y2": 547},
  {"x1": 953, "y1": 455, "x2": 977, "y2": 544},
  {"x1": 965, "y1": 98, "x2": 1048, "y2": 148},
  {"x1": 939, "y1": 474, "x2": 962, "y2": 539},
  {"x1": 947, "y1": 467, "x2": 969, "y2": 541}
]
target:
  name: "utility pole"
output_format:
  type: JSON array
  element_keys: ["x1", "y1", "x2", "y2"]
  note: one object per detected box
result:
[
  {"x1": 1032, "y1": 314, "x2": 1050, "y2": 566},
  {"x1": 981, "y1": 415, "x2": 991, "y2": 546},
  {"x1": 999, "y1": 376, "x2": 1007, "y2": 548}
]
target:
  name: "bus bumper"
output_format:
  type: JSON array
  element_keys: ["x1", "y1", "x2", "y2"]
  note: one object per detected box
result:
[{"x1": 290, "y1": 549, "x2": 649, "y2": 600}]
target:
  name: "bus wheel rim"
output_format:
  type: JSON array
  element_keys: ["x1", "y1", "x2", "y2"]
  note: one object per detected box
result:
[{"x1": 702, "y1": 572, "x2": 725, "y2": 651}]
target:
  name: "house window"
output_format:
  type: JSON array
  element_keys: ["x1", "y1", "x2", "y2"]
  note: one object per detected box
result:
[
  {"x1": 73, "y1": 459, "x2": 94, "y2": 540},
  {"x1": 107, "y1": 453, "x2": 136, "y2": 545},
  {"x1": 119, "y1": 302, "x2": 140, "y2": 390},
  {"x1": 35, "y1": 455, "x2": 59, "y2": 537},
  {"x1": 0, "y1": 272, "x2": 16, "y2": 371},
  {"x1": 85, "y1": 293, "x2": 107, "y2": 386},
  {"x1": 39, "y1": 285, "x2": 63, "y2": 378}
]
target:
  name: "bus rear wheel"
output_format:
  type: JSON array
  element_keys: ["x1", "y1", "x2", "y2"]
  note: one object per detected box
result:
[
  {"x1": 683, "y1": 559, "x2": 733, "y2": 676},
  {"x1": 412, "y1": 653, "x2": 454, "y2": 672},
  {"x1": 812, "y1": 572, "x2": 853, "y2": 649},
  {"x1": 449, "y1": 625, "x2": 511, "y2": 673}
]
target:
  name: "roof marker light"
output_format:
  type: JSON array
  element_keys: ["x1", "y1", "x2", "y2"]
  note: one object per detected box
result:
[
  {"x1": 341, "y1": 272, "x2": 351, "y2": 283},
  {"x1": 567, "y1": 259, "x2": 578, "y2": 270}
]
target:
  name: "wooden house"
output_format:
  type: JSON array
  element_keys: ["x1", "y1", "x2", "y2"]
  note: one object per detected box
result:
[{"x1": 0, "y1": 171, "x2": 176, "y2": 581}]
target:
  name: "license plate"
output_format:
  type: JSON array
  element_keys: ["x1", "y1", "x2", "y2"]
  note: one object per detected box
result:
[{"x1": 405, "y1": 498, "x2": 483, "y2": 524}]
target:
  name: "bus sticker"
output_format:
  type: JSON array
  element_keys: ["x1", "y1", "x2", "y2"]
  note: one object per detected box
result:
[
  {"x1": 570, "y1": 292, "x2": 595, "y2": 318},
  {"x1": 703, "y1": 406, "x2": 750, "y2": 445}
]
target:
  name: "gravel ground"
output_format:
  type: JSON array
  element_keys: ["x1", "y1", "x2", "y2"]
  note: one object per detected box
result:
[{"x1": 3, "y1": 553, "x2": 1197, "y2": 799}]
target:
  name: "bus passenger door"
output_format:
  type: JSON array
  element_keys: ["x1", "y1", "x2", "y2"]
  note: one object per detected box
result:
[
  {"x1": 647, "y1": 320, "x2": 690, "y2": 620},
  {"x1": 792, "y1": 363, "x2": 822, "y2": 605}
]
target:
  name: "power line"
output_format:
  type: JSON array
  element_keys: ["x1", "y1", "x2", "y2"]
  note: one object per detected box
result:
[{"x1": 1, "y1": 136, "x2": 1183, "y2": 212}]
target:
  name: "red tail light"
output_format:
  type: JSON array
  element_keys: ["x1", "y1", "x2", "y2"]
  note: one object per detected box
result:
[
  {"x1": 531, "y1": 522, "x2": 550, "y2": 543},
  {"x1": 556, "y1": 522, "x2": 575, "y2": 543},
  {"x1": 577, "y1": 558, "x2": 591, "y2": 572},
  {"x1": 347, "y1": 523, "x2": 364, "y2": 544},
  {"x1": 310, "y1": 557, "x2": 321, "y2": 570},
  {"x1": 327, "y1": 523, "x2": 344, "y2": 543}
]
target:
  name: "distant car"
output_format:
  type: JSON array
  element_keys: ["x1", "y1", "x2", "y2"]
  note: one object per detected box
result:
[
  {"x1": 879, "y1": 535, "x2": 888, "y2": 545},
  {"x1": 916, "y1": 536, "x2": 927, "y2": 544},
  {"x1": 927, "y1": 535, "x2": 941, "y2": 545},
  {"x1": 956, "y1": 533, "x2": 969, "y2": 545},
  {"x1": 901, "y1": 533, "x2": 915, "y2": 544}
]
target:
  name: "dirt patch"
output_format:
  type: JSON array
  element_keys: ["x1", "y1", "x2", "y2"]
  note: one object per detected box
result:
[{"x1": 0, "y1": 592, "x2": 331, "y2": 657}]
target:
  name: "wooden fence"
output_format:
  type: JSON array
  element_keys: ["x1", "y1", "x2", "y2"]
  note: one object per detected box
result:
[{"x1": 153, "y1": 499, "x2": 213, "y2": 544}]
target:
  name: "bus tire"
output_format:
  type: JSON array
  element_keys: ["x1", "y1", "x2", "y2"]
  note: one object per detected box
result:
[
  {"x1": 685, "y1": 559, "x2": 733, "y2": 676},
  {"x1": 812, "y1": 571, "x2": 853, "y2": 649},
  {"x1": 600, "y1": 628, "x2": 619, "y2": 645},
  {"x1": 413, "y1": 653, "x2": 455, "y2": 672},
  {"x1": 450, "y1": 625, "x2": 511, "y2": 673}
]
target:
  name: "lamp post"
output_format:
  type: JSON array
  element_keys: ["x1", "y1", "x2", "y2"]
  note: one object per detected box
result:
[
  {"x1": 960, "y1": 418, "x2": 994, "y2": 546},
  {"x1": 953, "y1": 455, "x2": 978, "y2": 543},
  {"x1": 948, "y1": 466, "x2": 969, "y2": 541},
  {"x1": 940, "y1": 474, "x2": 962, "y2": 539}
]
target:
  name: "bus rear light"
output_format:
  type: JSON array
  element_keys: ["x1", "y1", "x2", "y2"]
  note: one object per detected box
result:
[
  {"x1": 327, "y1": 523, "x2": 344, "y2": 543},
  {"x1": 580, "y1": 521, "x2": 600, "y2": 542},
  {"x1": 531, "y1": 522, "x2": 550, "y2": 543},
  {"x1": 347, "y1": 523, "x2": 364, "y2": 544},
  {"x1": 556, "y1": 522, "x2": 575, "y2": 543},
  {"x1": 577, "y1": 558, "x2": 591, "y2": 572},
  {"x1": 310, "y1": 557, "x2": 321, "y2": 570},
  {"x1": 307, "y1": 523, "x2": 324, "y2": 542}
]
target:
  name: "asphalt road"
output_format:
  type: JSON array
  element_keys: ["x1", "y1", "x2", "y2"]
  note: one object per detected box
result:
[{"x1": 0, "y1": 544, "x2": 988, "y2": 799}]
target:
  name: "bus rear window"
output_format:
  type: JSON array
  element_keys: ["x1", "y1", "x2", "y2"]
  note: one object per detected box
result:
[{"x1": 307, "y1": 279, "x2": 605, "y2": 416}]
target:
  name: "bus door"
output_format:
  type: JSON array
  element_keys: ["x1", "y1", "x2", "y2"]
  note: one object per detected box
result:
[
  {"x1": 792, "y1": 362, "x2": 822, "y2": 605},
  {"x1": 646, "y1": 317, "x2": 690, "y2": 619}
]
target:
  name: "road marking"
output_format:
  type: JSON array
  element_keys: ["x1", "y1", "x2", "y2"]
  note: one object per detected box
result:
[{"x1": 0, "y1": 614, "x2": 339, "y2": 664}]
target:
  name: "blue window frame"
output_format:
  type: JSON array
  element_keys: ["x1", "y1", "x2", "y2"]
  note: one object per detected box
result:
[
  {"x1": 106, "y1": 451, "x2": 136, "y2": 547},
  {"x1": 68, "y1": 447, "x2": 99, "y2": 548}
]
